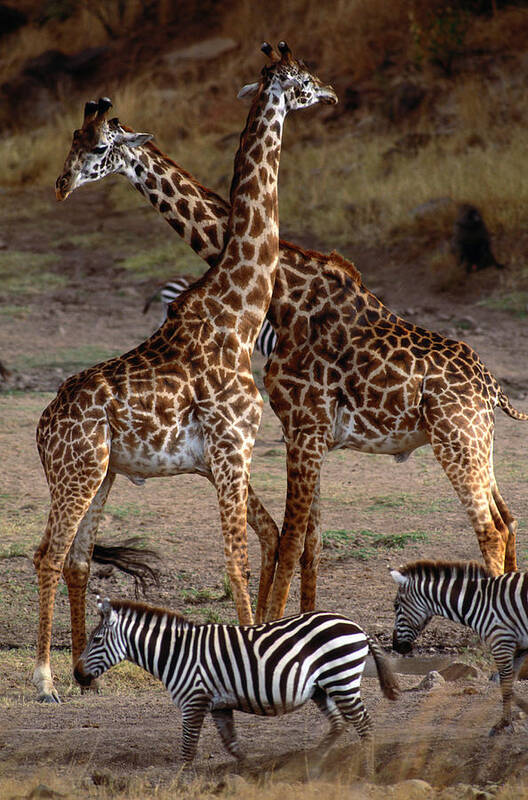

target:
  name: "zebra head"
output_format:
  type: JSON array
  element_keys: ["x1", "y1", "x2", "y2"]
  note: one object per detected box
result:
[
  {"x1": 55, "y1": 97, "x2": 153, "y2": 200},
  {"x1": 73, "y1": 596, "x2": 126, "y2": 687},
  {"x1": 390, "y1": 569, "x2": 433, "y2": 655}
]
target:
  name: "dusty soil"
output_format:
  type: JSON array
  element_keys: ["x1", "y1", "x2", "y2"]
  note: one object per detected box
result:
[{"x1": 1, "y1": 184, "x2": 528, "y2": 796}]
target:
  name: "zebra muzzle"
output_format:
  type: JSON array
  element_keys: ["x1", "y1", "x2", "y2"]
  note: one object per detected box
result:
[
  {"x1": 392, "y1": 632, "x2": 412, "y2": 655},
  {"x1": 73, "y1": 659, "x2": 93, "y2": 687}
]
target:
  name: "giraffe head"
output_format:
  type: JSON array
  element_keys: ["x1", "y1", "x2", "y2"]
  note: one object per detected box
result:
[
  {"x1": 55, "y1": 97, "x2": 153, "y2": 201},
  {"x1": 238, "y1": 41, "x2": 337, "y2": 112}
]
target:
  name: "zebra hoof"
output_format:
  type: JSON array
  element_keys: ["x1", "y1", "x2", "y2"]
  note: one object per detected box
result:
[{"x1": 488, "y1": 722, "x2": 512, "y2": 737}]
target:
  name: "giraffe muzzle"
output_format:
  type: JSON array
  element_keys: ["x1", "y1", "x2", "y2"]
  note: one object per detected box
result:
[
  {"x1": 55, "y1": 175, "x2": 72, "y2": 202},
  {"x1": 320, "y1": 85, "x2": 338, "y2": 105}
]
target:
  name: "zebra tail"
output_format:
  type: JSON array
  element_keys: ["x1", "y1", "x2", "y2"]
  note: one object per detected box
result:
[
  {"x1": 367, "y1": 635, "x2": 400, "y2": 701},
  {"x1": 92, "y1": 537, "x2": 161, "y2": 597},
  {"x1": 498, "y1": 389, "x2": 528, "y2": 421},
  {"x1": 142, "y1": 288, "x2": 161, "y2": 314}
]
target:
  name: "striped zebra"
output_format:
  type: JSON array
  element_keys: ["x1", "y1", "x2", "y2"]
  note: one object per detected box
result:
[
  {"x1": 391, "y1": 560, "x2": 528, "y2": 735},
  {"x1": 143, "y1": 276, "x2": 277, "y2": 357},
  {"x1": 75, "y1": 598, "x2": 399, "y2": 769}
]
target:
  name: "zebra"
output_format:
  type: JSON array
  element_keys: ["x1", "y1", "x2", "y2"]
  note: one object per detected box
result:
[
  {"x1": 143, "y1": 275, "x2": 277, "y2": 357},
  {"x1": 390, "y1": 559, "x2": 528, "y2": 736},
  {"x1": 75, "y1": 597, "x2": 399, "y2": 770}
]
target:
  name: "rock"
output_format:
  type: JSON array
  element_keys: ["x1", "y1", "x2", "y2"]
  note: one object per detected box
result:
[
  {"x1": 391, "y1": 778, "x2": 435, "y2": 799},
  {"x1": 409, "y1": 196, "x2": 454, "y2": 219},
  {"x1": 416, "y1": 670, "x2": 446, "y2": 691},
  {"x1": 439, "y1": 661, "x2": 482, "y2": 681},
  {"x1": 164, "y1": 37, "x2": 237, "y2": 66}
]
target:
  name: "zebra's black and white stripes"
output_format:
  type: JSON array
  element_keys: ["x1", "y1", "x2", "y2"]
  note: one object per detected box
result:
[
  {"x1": 75, "y1": 598, "x2": 399, "y2": 766},
  {"x1": 143, "y1": 275, "x2": 277, "y2": 357},
  {"x1": 391, "y1": 560, "x2": 528, "y2": 735}
]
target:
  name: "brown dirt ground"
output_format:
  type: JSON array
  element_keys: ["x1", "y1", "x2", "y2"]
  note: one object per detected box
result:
[{"x1": 1, "y1": 185, "x2": 528, "y2": 797}]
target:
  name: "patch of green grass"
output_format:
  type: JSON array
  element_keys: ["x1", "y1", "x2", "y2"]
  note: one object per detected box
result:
[
  {"x1": 18, "y1": 344, "x2": 120, "y2": 372},
  {"x1": 181, "y1": 587, "x2": 219, "y2": 605},
  {"x1": 477, "y1": 291, "x2": 528, "y2": 318},
  {"x1": 0, "y1": 544, "x2": 28, "y2": 559},
  {"x1": 119, "y1": 241, "x2": 206, "y2": 280},
  {"x1": 323, "y1": 528, "x2": 430, "y2": 561},
  {"x1": 0, "y1": 304, "x2": 30, "y2": 317},
  {"x1": 366, "y1": 494, "x2": 411, "y2": 512},
  {"x1": 105, "y1": 502, "x2": 143, "y2": 520},
  {"x1": 0, "y1": 251, "x2": 66, "y2": 296}
]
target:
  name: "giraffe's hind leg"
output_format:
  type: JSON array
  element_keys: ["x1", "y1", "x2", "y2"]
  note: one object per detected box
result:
[
  {"x1": 247, "y1": 484, "x2": 279, "y2": 623},
  {"x1": 64, "y1": 471, "x2": 116, "y2": 680},
  {"x1": 299, "y1": 475, "x2": 322, "y2": 613},
  {"x1": 34, "y1": 427, "x2": 110, "y2": 703},
  {"x1": 428, "y1": 425, "x2": 510, "y2": 576}
]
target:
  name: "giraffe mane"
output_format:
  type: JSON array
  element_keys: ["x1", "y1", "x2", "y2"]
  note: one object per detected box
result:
[
  {"x1": 280, "y1": 239, "x2": 362, "y2": 285},
  {"x1": 398, "y1": 559, "x2": 493, "y2": 581}
]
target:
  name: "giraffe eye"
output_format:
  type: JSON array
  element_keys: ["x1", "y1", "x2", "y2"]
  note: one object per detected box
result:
[{"x1": 93, "y1": 145, "x2": 107, "y2": 155}]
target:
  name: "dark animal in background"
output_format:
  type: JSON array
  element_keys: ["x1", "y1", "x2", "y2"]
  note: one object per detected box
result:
[{"x1": 452, "y1": 204, "x2": 504, "y2": 274}]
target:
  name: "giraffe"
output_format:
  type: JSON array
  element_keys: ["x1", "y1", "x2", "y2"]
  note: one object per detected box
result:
[
  {"x1": 56, "y1": 88, "x2": 527, "y2": 625},
  {"x1": 35, "y1": 42, "x2": 337, "y2": 702}
]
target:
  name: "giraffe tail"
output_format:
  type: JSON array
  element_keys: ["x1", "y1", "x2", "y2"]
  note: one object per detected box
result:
[
  {"x1": 497, "y1": 389, "x2": 528, "y2": 421},
  {"x1": 367, "y1": 635, "x2": 400, "y2": 701},
  {"x1": 93, "y1": 537, "x2": 161, "y2": 597}
]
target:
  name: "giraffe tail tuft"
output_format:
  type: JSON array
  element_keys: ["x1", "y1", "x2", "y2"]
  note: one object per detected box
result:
[
  {"x1": 93, "y1": 537, "x2": 161, "y2": 597},
  {"x1": 368, "y1": 635, "x2": 400, "y2": 701},
  {"x1": 498, "y1": 390, "x2": 528, "y2": 421}
]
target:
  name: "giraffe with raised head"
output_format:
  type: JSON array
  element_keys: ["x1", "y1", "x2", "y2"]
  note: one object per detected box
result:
[
  {"x1": 56, "y1": 85, "x2": 526, "y2": 624},
  {"x1": 35, "y1": 42, "x2": 337, "y2": 702}
]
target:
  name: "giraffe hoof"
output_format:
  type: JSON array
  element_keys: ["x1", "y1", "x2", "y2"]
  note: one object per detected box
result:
[{"x1": 38, "y1": 690, "x2": 61, "y2": 704}]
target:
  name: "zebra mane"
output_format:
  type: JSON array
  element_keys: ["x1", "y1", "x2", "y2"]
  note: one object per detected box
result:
[
  {"x1": 399, "y1": 559, "x2": 493, "y2": 582},
  {"x1": 109, "y1": 598, "x2": 188, "y2": 622}
]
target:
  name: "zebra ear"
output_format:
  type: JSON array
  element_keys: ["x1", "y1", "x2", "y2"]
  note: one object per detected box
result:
[
  {"x1": 99, "y1": 597, "x2": 114, "y2": 622},
  {"x1": 390, "y1": 569, "x2": 408, "y2": 587}
]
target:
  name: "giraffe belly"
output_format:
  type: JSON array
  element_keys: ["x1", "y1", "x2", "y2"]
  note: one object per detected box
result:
[
  {"x1": 332, "y1": 410, "x2": 428, "y2": 456},
  {"x1": 108, "y1": 421, "x2": 208, "y2": 479}
]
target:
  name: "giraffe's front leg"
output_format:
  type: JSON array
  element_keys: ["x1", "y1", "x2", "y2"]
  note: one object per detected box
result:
[{"x1": 211, "y1": 461, "x2": 253, "y2": 625}]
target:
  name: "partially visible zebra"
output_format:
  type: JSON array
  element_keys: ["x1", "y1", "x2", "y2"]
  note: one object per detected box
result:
[
  {"x1": 143, "y1": 275, "x2": 277, "y2": 357},
  {"x1": 75, "y1": 598, "x2": 399, "y2": 770},
  {"x1": 391, "y1": 559, "x2": 528, "y2": 735}
]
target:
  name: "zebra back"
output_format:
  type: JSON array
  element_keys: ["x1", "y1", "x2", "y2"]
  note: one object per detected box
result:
[{"x1": 143, "y1": 275, "x2": 277, "y2": 356}]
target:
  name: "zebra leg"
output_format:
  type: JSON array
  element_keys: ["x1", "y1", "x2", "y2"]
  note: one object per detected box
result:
[
  {"x1": 489, "y1": 646, "x2": 516, "y2": 735},
  {"x1": 330, "y1": 692, "x2": 374, "y2": 777},
  {"x1": 180, "y1": 697, "x2": 211, "y2": 761},
  {"x1": 211, "y1": 709, "x2": 244, "y2": 759},
  {"x1": 512, "y1": 650, "x2": 528, "y2": 711},
  {"x1": 312, "y1": 687, "x2": 347, "y2": 753}
]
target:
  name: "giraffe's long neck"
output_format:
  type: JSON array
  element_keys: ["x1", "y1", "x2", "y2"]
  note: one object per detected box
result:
[{"x1": 118, "y1": 144, "x2": 230, "y2": 268}]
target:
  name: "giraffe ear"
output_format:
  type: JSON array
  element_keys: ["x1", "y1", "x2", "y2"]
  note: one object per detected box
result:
[
  {"x1": 114, "y1": 131, "x2": 153, "y2": 148},
  {"x1": 390, "y1": 569, "x2": 408, "y2": 587},
  {"x1": 237, "y1": 82, "x2": 260, "y2": 101}
]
